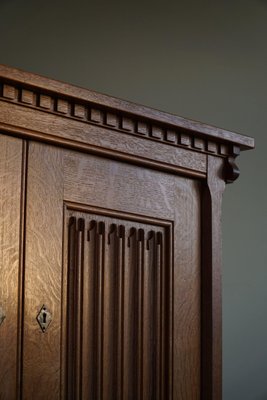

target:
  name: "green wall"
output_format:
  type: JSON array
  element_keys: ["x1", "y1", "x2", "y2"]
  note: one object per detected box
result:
[{"x1": 1, "y1": 1, "x2": 266, "y2": 398}]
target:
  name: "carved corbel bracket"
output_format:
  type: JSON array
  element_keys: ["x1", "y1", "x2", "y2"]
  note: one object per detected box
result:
[{"x1": 224, "y1": 145, "x2": 240, "y2": 183}]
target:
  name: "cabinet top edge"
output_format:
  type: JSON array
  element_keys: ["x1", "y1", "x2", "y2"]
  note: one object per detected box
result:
[{"x1": 0, "y1": 64, "x2": 254, "y2": 150}]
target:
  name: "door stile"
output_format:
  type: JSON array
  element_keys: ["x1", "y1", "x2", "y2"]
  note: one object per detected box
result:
[
  {"x1": 0, "y1": 135, "x2": 26, "y2": 400},
  {"x1": 23, "y1": 142, "x2": 64, "y2": 399},
  {"x1": 201, "y1": 155, "x2": 225, "y2": 400}
]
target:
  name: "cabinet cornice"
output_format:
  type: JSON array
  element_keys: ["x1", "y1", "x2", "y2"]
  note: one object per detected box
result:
[{"x1": 0, "y1": 64, "x2": 254, "y2": 182}]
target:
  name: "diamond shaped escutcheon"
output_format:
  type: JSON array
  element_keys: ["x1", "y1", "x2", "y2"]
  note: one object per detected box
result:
[{"x1": 37, "y1": 305, "x2": 52, "y2": 333}]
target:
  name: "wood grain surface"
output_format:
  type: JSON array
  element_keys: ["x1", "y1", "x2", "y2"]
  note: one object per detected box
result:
[
  {"x1": 64, "y1": 150, "x2": 176, "y2": 220},
  {"x1": 62, "y1": 148, "x2": 202, "y2": 399},
  {"x1": 201, "y1": 156, "x2": 226, "y2": 400},
  {"x1": 173, "y1": 177, "x2": 202, "y2": 399},
  {"x1": 0, "y1": 101, "x2": 207, "y2": 178},
  {"x1": 0, "y1": 64, "x2": 255, "y2": 150},
  {"x1": 64, "y1": 212, "x2": 171, "y2": 400},
  {"x1": 22, "y1": 142, "x2": 64, "y2": 399},
  {"x1": 18, "y1": 142, "x2": 203, "y2": 399},
  {"x1": 0, "y1": 65, "x2": 255, "y2": 400},
  {"x1": 0, "y1": 135, "x2": 24, "y2": 400}
]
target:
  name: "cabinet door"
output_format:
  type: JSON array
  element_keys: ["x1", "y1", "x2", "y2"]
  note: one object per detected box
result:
[{"x1": 23, "y1": 141, "x2": 201, "y2": 400}]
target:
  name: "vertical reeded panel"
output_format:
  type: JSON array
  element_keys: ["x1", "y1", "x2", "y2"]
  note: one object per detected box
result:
[{"x1": 65, "y1": 210, "x2": 172, "y2": 400}]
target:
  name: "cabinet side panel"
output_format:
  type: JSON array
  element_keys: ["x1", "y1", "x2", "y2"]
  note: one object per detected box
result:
[
  {"x1": 23, "y1": 142, "x2": 63, "y2": 400},
  {"x1": 0, "y1": 134, "x2": 24, "y2": 400}
]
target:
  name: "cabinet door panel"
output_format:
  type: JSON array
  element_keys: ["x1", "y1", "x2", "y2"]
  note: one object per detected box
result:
[{"x1": 23, "y1": 141, "x2": 201, "y2": 400}]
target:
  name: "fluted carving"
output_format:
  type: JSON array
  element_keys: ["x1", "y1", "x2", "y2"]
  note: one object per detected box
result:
[{"x1": 66, "y1": 214, "x2": 172, "y2": 399}]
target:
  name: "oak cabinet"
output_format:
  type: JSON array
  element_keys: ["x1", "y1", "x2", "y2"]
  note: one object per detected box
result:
[{"x1": 0, "y1": 65, "x2": 254, "y2": 400}]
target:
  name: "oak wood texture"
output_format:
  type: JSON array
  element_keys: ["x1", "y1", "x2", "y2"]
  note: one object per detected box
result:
[
  {"x1": 201, "y1": 156, "x2": 226, "y2": 400},
  {"x1": 21, "y1": 142, "x2": 202, "y2": 399},
  {"x1": 23, "y1": 144, "x2": 63, "y2": 399},
  {"x1": 0, "y1": 65, "x2": 254, "y2": 185},
  {"x1": 0, "y1": 64, "x2": 254, "y2": 150},
  {"x1": 62, "y1": 150, "x2": 202, "y2": 400},
  {"x1": 65, "y1": 212, "x2": 171, "y2": 400},
  {"x1": 0, "y1": 65, "x2": 254, "y2": 399},
  {"x1": 0, "y1": 101, "x2": 207, "y2": 179},
  {"x1": 0, "y1": 135, "x2": 25, "y2": 400}
]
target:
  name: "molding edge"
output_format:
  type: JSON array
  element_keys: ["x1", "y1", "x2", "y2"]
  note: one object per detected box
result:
[{"x1": 0, "y1": 80, "x2": 238, "y2": 160}]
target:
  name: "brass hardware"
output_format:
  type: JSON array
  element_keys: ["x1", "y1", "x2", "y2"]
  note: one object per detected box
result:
[
  {"x1": 0, "y1": 307, "x2": 5, "y2": 327},
  {"x1": 37, "y1": 305, "x2": 52, "y2": 333}
]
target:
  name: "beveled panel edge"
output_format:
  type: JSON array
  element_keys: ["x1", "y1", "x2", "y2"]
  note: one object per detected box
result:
[
  {"x1": 0, "y1": 65, "x2": 254, "y2": 153},
  {"x1": 64, "y1": 201, "x2": 174, "y2": 228}
]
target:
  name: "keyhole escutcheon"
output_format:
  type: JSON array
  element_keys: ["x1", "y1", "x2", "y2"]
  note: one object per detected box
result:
[{"x1": 37, "y1": 305, "x2": 52, "y2": 333}]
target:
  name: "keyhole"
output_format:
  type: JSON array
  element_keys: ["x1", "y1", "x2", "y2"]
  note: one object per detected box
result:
[{"x1": 42, "y1": 311, "x2": 47, "y2": 325}]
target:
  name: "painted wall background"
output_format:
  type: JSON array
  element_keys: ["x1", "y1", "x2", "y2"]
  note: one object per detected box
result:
[{"x1": 1, "y1": 1, "x2": 266, "y2": 398}]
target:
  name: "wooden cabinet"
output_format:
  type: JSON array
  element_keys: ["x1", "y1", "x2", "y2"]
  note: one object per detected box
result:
[{"x1": 0, "y1": 65, "x2": 254, "y2": 400}]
